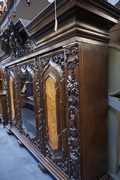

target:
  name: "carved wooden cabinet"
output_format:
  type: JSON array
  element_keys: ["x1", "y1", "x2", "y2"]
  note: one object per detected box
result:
[{"x1": 1, "y1": 1, "x2": 120, "y2": 180}]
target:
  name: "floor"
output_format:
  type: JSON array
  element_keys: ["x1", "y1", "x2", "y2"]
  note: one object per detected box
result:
[{"x1": 0, "y1": 123, "x2": 55, "y2": 180}]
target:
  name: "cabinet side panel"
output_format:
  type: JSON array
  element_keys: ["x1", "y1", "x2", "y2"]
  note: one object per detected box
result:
[{"x1": 82, "y1": 43, "x2": 108, "y2": 180}]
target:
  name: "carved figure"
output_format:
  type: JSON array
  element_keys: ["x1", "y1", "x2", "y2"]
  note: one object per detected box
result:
[{"x1": 69, "y1": 110, "x2": 76, "y2": 130}]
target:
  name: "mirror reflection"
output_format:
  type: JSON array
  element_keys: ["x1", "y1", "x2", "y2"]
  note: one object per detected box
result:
[{"x1": 20, "y1": 70, "x2": 36, "y2": 138}]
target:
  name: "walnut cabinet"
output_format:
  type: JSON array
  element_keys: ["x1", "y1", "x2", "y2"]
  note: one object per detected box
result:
[{"x1": 1, "y1": 1, "x2": 120, "y2": 180}]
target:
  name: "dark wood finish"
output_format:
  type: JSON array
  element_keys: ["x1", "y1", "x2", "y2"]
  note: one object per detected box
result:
[
  {"x1": 1, "y1": 1, "x2": 120, "y2": 180},
  {"x1": 0, "y1": 92, "x2": 7, "y2": 126},
  {"x1": 38, "y1": 162, "x2": 48, "y2": 173},
  {"x1": 80, "y1": 43, "x2": 108, "y2": 179},
  {"x1": 0, "y1": 68, "x2": 8, "y2": 126}
]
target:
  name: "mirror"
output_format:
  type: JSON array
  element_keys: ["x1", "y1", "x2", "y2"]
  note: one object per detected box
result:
[{"x1": 20, "y1": 69, "x2": 36, "y2": 139}]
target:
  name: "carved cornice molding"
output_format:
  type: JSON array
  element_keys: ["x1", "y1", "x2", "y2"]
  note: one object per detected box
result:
[{"x1": 26, "y1": 0, "x2": 120, "y2": 49}]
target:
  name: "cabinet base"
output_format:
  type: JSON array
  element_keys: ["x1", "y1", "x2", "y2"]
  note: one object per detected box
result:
[
  {"x1": 100, "y1": 174, "x2": 112, "y2": 180},
  {"x1": 17, "y1": 140, "x2": 24, "y2": 147},
  {"x1": 38, "y1": 162, "x2": 48, "y2": 173}
]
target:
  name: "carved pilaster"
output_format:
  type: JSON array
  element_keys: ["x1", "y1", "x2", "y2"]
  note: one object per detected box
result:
[
  {"x1": 34, "y1": 59, "x2": 45, "y2": 152},
  {"x1": 3, "y1": 68, "x2": 11, "y2": 125},
  {"x1": 65, "y1": 44, "x2": 81, "y2": 180}
]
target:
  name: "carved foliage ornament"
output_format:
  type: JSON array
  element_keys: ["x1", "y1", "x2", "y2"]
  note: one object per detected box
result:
[
  {"x1": 3, "y1": 68, "x2": 11, "y2": 124},
  {"x1": 34, "y1": 59, "x2": 45, "y2": 152},
  {"x1": 41, "y1": 53, "x2": 64, "y2": 75},
  {"x1": 0, "y1": 21, "x2": 34, "y2": 58},
  {"x1": 65, "y1": 44, "x2": 81, "y2": 180},
  {"x1": 11, "y1": 65, "x2": 22, "y2": 131}
]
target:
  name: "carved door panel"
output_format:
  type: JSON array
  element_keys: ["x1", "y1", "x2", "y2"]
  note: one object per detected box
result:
[
  {"x1": 5, "y1": 67, "x2": 17, "y2": 127},
  {"x1": 40, "y1": 52, "x2": 68, "y2": 167}
]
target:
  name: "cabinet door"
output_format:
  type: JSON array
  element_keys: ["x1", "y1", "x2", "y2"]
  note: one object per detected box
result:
[
  {"x1": 12, "y1": 60, "x2": 40, "y2": 147},
  {"x1": 40, "y1": 52, "x2": 67, "y2": 163}
]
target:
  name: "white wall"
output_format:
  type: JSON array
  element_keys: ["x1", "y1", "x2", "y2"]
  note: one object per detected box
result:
[{"x1": 108, "y1": 0, "x2": 119, "y2": 5}]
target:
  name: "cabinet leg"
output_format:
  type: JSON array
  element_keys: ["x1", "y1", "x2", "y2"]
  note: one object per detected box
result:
[
  {"x1": 38, "y1": 162, "x2": 48, "y2": 173},
  {"x1": 7, "y1": 129, "x2": 13, "y2": 135},
  {"x1": 0, "y1": 116, "x2": 6, "y2": 128},
  {"x1": 17, "y1": 140, "x2": 24, "y2": 147},
  {"x1": 2, "y1": 121, "x2": 6, "y2": 128}
]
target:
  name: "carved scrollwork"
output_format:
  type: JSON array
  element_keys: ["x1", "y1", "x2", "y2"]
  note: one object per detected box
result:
[
  {"x1": 0, "y1": 21, "x2": 34, "y2": 58},
  {"x1": 65, "y1": 45, "x2": 79, "y2": 70},
  {"x1": 56, "y1": 157, "x2": 69, "y2": 175},
  {"x1": 67, "y1": 74, "x2": 79, "y2": 97},
  {"x1": 41, "y1": 57, "x2": 50, "y2": 74},
  {"x1": 3, "y1": 68, "x2": 11, "y2": 125},
  {"x1": 14, "y1": 65, "x2": 23, "y2": 132},
  {"x1": 40, "y1": 52, "x2": 64, "y2": 75},
  {"x1": 65, "y1": 44, "x2": 81, "y2": 180},
  {"x1": 46, "y1": 146, "x2": 69, "y2": 176},
  {"x1": 3, "y1": 68, "x2": 8, "y2": 91},
  {"x1": 34, "y1": 59, "x2": 45, "y2": 152},
  {"x1": 9, "y1": 66, "x2": 19, "y2": 127},
  {"x1": 50, "y1": 53, "x2": 64, "y2": 72}
]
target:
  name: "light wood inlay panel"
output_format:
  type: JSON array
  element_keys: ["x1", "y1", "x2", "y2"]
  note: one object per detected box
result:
[
  {"x1": 46, "y1": 76, "x2": 58, "y2": 149},
  {"x1": 9, "y1": 78, "x2": 15, "y2": 118}
]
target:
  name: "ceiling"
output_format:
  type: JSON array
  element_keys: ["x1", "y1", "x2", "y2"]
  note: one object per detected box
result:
[
  {"x1": 108, "y1": 0, "x2": 119, "y2": 5},
  {"x1": 12, "y1": 0, "x2": 50, "y2": 23},
  {"x1": 0, "y1": 0, "x2": 50, "y2": 29}
]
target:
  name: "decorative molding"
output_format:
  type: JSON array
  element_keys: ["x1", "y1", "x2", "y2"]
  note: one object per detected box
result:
[
  {"x1": 3, "y1": 68, "x2": 11, "y2": 125},
  {"x1": 65, "y1": 44, "x2": 81, "y2": 180},
  {"x1": 40, "y1": 52, "x2": 65, "y2": 78},
  {"x1": 50, "y1": 53, "x2": 65, "y2": 73},
  {"x1": 34, "y1": 59, "x2": 45, "y2": 153},
  {"x1": 46, "y1": 146, "x2": 69, "y2": 176}
]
